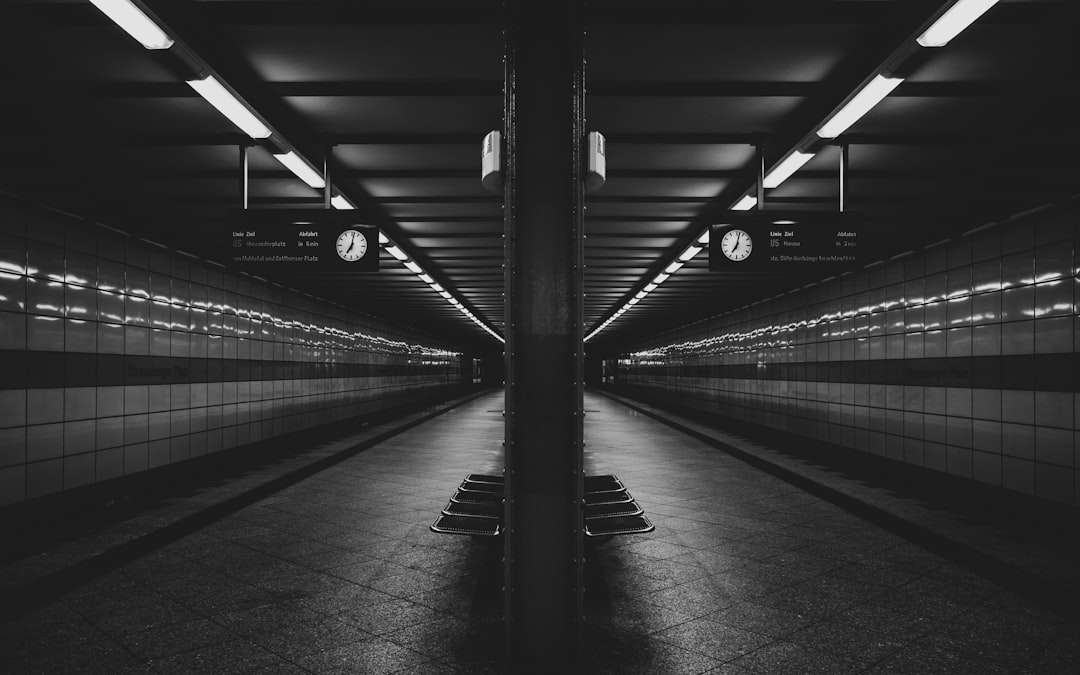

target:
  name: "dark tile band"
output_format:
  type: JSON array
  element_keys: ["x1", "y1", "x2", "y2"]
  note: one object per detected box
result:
[
  {"x1": 618, "y1": 353, "x2": 1079, "y2": 393},
  {"x1": 0, "y1": 350, "x2": 458, "y2": 390}
]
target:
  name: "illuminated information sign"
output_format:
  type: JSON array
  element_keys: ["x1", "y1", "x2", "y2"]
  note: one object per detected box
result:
[
  {"x1": 231, "y1": 210, "x2": 380, "y2": 272},
  {"x1": 710, "y1": 213, "x2": 863, "y2": 272}
]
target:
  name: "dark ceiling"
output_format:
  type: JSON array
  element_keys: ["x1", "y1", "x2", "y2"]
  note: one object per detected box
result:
[{"x1": 1, "y1": 0, "x2": 1077, "y2": 355}]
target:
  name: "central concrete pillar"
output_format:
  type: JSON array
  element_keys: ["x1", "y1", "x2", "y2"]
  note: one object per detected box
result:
[{"x1": 502, "y1": 0, "x2": 586, "y2": 669}]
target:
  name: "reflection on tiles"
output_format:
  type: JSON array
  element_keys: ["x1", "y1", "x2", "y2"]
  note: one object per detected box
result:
[
  {"x1": 617, "y1": 204, "x2": 1078, "y2": 505},
  {"x1": 0, "y1": 198, "x2": 466, "y2": 507}
]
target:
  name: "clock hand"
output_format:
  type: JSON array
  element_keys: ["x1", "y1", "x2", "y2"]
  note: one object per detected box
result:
[{"x1": 346, "y1": 233, "x2": 355, "y2": 254}]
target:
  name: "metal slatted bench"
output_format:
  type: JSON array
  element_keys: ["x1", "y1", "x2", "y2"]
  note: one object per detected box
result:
[
  {"x1": 450, "y1": 489, "x2": 501, "y2": 505},
  {"x1": 585, "y1": 489, "x2": 634, "y2": 506},
  {"x1": 459, "y1": 479, "x2": 503, "y2": 493},
  {"x1": 431, "y1": 514, "x2": 501, "y2": 536},
  {"x1": 431, "y1": 473, "x2": 654, "y2": 539}
]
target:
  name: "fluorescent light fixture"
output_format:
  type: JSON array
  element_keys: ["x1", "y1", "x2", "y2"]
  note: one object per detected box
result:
[
  {"x1": 404, "y1": 261, "x2": 423, "y2": 274},
  {"x1": 643, "y1": 283, "x2": 657, "y2": 293},
  {"x1": 664, "y1": 261, "x2": 684, "y2": 275},
  {"x1": 439, "y1": 290, "x2": 452, "y2": 299},
  {"x1": 635, "y1": 291, "x2": 647, "y2": 299},
  {"x1": 732, "y1": 195, "x2": 758, "y2": 211},
  {"x1": 273, "y1": 151, "x2": 325, "y2": 189},
  {"x1": 385, "y1": 246, "x2": 408, "y2": 261},
  {"x1": 917, "y1": 0, "x2": 999, "y2": 47},
  {"x1": 187, "y1": 76, "x2": 271, "y2": 139},
  {"x1": 678, "y1": 245, "x2": 703, "y2": 262},
  {"x1": 330, "y1": 195, "x2": 354, "y2": 210},
  {"x1": 696, "y1": 230, "x2": 710, "y2": 245},
  {"x1": 628, "y1": 297, "x2": 639, "y2": 306},
  {"x1": 763, "y1": 151, "x2": 815, "y2": 188},
  {"x1": 431, "y1": 283, "x2": 444, "y2": 292},
  {"x1": 89, "y1": 0, "x2": 173, "y2": 49},
  {"x1": 817, "y1": 74, "x2": 904, "y2": 139},
  {"x1": 653, "y1": 273, "x2": 670, "y2": 285},
  {"x1": 419, "y1": 274, "x2": 433, "y2": 284}
]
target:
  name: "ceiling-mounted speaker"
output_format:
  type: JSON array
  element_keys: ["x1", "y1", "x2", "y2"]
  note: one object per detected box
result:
[
  {"x1": 482, "y1": 129, "x2": 606, "y2": 194},
  {"x1": 585, "y1": 131, "x2": 606, "y2": 194},
  {"x1": 481, "y1": 130, "x2": 502, "y2": 193}
]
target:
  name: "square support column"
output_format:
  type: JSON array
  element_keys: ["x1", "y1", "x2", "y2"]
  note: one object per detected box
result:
[{"x1": 502, "y1": 0, "x2": 586, "y2": 668}]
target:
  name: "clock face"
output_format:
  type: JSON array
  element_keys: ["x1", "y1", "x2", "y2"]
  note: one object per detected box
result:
[
  {"x1": 336, "y1": 229, "x2": 368, "y2": 262},
  {"x1": 720, "y1": 228, "x2": 752, "y2": 261}
]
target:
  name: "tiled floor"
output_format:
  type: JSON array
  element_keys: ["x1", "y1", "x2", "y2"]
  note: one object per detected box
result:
[{"x1": 2, "y1": 389, "x2": 1078, "y2": 673}]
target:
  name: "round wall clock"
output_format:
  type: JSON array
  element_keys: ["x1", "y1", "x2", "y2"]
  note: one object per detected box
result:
[
  {"x1": 720, "y1": 228, "x2": 752, "y2": 261},
  {"x1": 336, "y1": 229, "x2": 368, "y2": 262}
]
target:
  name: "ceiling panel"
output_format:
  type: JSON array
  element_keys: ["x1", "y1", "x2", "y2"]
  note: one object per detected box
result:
[{"x1": 0, "y1": 0, "x2": 1076, "y2": 355}]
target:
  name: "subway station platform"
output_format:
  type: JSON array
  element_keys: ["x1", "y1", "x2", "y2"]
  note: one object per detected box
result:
[{"x1": 2, "y1": 389, "x2": 1079, "y2": 674}]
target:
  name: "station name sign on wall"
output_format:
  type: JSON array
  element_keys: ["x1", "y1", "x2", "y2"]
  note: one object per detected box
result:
[
  {"x1": 231, "y1": 210, "x2": 380, "y2": 273},
  {"x1": 710, "y1": 212, "x2": 864, "y2": 272}
]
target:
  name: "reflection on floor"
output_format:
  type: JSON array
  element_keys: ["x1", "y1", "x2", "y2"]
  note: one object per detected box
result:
[{"x1": 1, "y1": 389, "x2": 1078, "y2": 673}]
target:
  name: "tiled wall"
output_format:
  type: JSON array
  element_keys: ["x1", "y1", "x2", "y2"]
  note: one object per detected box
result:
[
  {"x1": 0, "y1": 197, "x2": 465, "y2": 507},
  {"x1": 614, "y1": 201, "x2": 1080, "y2": 506}
]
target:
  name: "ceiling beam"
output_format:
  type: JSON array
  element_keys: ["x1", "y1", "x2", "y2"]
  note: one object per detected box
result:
[{"x1": 5, "y1": 130, "x2": 1076, "y2": 149}]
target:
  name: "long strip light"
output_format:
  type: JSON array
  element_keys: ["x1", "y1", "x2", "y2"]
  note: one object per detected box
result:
[
  {"x1": 590, "y1": 3, "x2": 988, "y2": 344},
  {"x1": 330, "y1": 195, "x2": 354, "y2": 210},
  {"x1": 88, "y1": 0, "x2": 174, "y2": 50},
  {"x1": 917, "y1": 0, "x2": 999, "y2": 47},
  {"x1": 186, "y1": 76, "x2": 272, "y2": 139},
  {"x1": 763, "y1": 151, "x2": 815, "y2": 189},
  {"x1": 587, "y1": 148, "x2": 774, "y2": 341},
  {"x1": 273, "y1": 151, "x2": 326, "y2": 189},
  {"x1": 333, "y1": 180, "x2": 500, "y2": 343},
  {"x1": 678, "y1": 245, "x2": 703, "y2": 262},
  {"x1": 585, "y1": 228, "x2": 711, "y2": 342},
  {"x1": 377, "y1": 228, "x2": 503, "y2": 342},
  {"x1": 732, "y1": 195, "x2": 758, "y2": 211},
  {"x1": 816, "y1": 74, "x2": 904, "y2": 139},
  {"x1": 93, "y1": 0, "x2": 500, "y2": 345}
]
